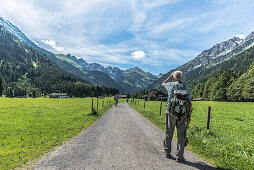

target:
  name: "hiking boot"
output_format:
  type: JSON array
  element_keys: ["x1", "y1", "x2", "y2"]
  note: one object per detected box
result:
[
  {"x1": 165, "y1": 153, "x2": 173, "y2": 159},
  {"x1": 176, "y1": 157, "x2": 185, "y2": 163}
]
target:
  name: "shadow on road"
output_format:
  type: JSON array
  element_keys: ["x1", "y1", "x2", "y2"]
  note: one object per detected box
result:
[
  {"x1": 181, "y1": 160, "x2": 217, "y2": 170},
  {"x1": 115, "y1": 105, "x2": 125, "y2": 108},
  {"x1": 166, "y1": 156, "x2": 216, "y2": 170}
]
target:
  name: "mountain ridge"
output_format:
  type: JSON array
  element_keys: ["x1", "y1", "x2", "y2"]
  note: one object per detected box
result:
[
  {"x1": 0, "y1": 24, "x2": 119, "y2": 97},
  {"x1": 148, "y1": 31, "x2": 254, "y2": 92},
  {"x1": 0, "y1": 17, "x2": 161, "y2": 93},
  {"x1": 64, "y1": 53, "x2": 157, "y2": 81},
  {"x1": 60, "y1": 53, "x2": 159, "y2": 93}
]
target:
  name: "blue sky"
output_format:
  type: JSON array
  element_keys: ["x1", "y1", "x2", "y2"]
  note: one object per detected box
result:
[{"x1": 1, "y1": 0, "x2": 254, "y2": 74}]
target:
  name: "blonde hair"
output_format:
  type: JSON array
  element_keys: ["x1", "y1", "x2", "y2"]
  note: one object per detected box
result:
[{"x1": 173, "y1": 71, "x2": 183, "y2": 81}]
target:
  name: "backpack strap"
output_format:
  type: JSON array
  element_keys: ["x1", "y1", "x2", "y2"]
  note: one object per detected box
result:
[
  {"x1": 174, "y1": 81, "x2": 186, "y2": 90},
  {"x1": 183, "y1": 83, "x2": 186, "y2": 90},
  {"x1": 174, "y1": 81, "x2": 178, "y2": 90}
]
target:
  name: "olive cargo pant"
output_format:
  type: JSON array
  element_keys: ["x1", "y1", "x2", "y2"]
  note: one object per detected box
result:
[{"x1": 164, "y1": 113, "x2": 186, "y2": 159}]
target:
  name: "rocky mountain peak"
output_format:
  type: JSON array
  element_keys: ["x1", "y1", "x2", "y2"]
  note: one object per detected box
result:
[
  {"x1": 0, "y1": 17, "x2": 35, "y2": 48},
  {"x1": 186, "y1": 35, "x2": 247, "y2": 71},
  {"x1": 156, "y1": 73, "x2": 163, "y2": 78},
  {"x1": 244, "y1": 31, "x2": 254, "y2": 41}
]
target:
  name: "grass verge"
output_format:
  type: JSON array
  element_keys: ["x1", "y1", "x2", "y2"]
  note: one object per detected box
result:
[
  {"x1": 0, "y1": 97, "x2": 115, "y2": 169},
  {"x1": 129, "y1": 100, "x2": 254, "y2": 170}
]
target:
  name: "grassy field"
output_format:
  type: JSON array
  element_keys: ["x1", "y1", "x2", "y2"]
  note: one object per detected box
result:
[
  {"x1": 129, "y1": 100, "x2": 254, "y2": 170},
  {"x1": 0, "y1": 97, "x2": 116, "y2": 169}
]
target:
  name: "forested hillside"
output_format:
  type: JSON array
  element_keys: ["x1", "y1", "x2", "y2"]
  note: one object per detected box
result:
[
  {"x1": 190, "y1": 44, "x2": 254, "y2": 101},
  {"x1": 0, "y1": 25, "x2": 118, "y2": 97},
  {"x1": 148, "y1": 31, "x2": 254, "y2": 94},
  {"x1": 147, "y1": 41, "x2": 254, "y2": 102},
  {"x1": 192, "y1": 61, "x2": 254, "y2": 101}
]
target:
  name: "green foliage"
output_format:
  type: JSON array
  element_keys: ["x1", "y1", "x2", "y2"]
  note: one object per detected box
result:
[
  {"x1": 191, "y1": 83, "x2": 204, "y2": 99},
  {"x1": 209, "y1": 71, "x2": 236, "y2": 101},
  {"x1": 227, "y1": 62, "x2": 254, "y2": 101},
  {"x1": 132, "y1": 89, "x2": 148, "y2": 99},
  {"x1": 202, "y1": 77, "x2": 216, "y2": 100},
  {"x1": 129, "y1": 100, "x2": 254, "y2": 170},
  {"x1": 242, "y1": 78, "x2": 254, "y2": 100},
  {"x1": 191, "y1": 69, "x2": 254, "y2": 101},
  {"x1": 0, "y1": 97, "x2": 115, "y2": 169},
  {"x1": 0, "y1": 76, "x2": 2, "y2": 95}
]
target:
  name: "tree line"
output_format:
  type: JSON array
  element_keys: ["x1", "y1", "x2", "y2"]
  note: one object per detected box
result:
[
  {"x1": 132, "y1": 61, "x2": 254, "y2": 102},
  {"x1": 191, "y1": 61, "x2": 254, "y2": 101}
]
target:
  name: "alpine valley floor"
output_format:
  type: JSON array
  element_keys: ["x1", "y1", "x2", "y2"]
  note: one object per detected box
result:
[{"x1": 34, "y1": 102, "x2": 215, "y2": 170}]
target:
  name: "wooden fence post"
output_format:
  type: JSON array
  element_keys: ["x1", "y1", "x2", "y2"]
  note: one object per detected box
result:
[
  {"x1": 206, "y1": 106, "x2": 211, "y2": 129},
  {"x1": 97, "y1": 98, "x2": 98, "y2": 110},
  {"x1": 102, "y1": 100, "x2": 104, "y2": 107},
  {"x1": 91, "y1": 98, "x2": 94, "y2": 113},
  {"x1": 159, "y1": 98, "x2": 162, "y2": 116}
]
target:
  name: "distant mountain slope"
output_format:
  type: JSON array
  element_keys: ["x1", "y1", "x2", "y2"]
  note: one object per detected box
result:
[
  {"x1": 59, "y1": 53, "x2": 159, "y2": 93},
  {"x1": 0, "y1": 24, "x2": 119, "y2": 97},
  {"x1": 0, "y1": 17, "x2": 159, "y2": 93},
  {"x1": 117, "y1": 67, "x2": 158, "y2": 93},
  {"x1": 148, "y1": 32, "x2": 254, "y2": 92},
  {"x1": 0, "y1": 17, "x2": 124, "y2": 90},
  {"x1": 65, "y1": 54, "x2": 126, "y2": 80},
  {"x1": 185, "y1": 36, "x2": 244, "y2": 72},
  {"x1": 55, "y1": 54, "x2": 123, "y2": 90},
  {"x1": 0, "y1": 17, "x2": 59, "y2": 62}
]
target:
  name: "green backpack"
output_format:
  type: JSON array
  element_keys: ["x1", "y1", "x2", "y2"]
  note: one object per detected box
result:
[{"x1": 170, "y1": 82, "x2": 190, "y2": 119}]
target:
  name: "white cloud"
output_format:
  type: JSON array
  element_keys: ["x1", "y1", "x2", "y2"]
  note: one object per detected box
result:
[
  {"x1": 41, "y1": 39, "x2": 65, "y2": 52},
  {"x1": 143, "y1": 0, "x2": 182, "y2": 9},
  {"x1": 1, "y1": 0, "x2": 254, "y2": 74},
  {"x1": 131, "y1": 51, "x2": 145, "y2": 59},
  {"x1": 65, "y1": 44, "x2": 133, "y2": 65}
]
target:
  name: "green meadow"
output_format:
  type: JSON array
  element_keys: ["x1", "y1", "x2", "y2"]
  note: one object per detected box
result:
[
  {"x1": 0, "y1": 97, "x2": 115, "y2": 169},
  {"x1": 129, "y1": 100, "x2": 254, "y2": 170}
]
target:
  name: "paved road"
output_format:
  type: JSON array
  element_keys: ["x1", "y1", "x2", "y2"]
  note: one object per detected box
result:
[{"x1": 34, "y1": 103, "x2": 216, "y2": 170}]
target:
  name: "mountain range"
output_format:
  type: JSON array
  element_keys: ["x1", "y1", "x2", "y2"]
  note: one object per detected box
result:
[
  {"x1": 148, "y1": 31, "x2": 254, "y2": 92},
  {"x1": 1, "y1": 16, "x2": 254, "y2": 97},
  {"x1": 0, "y1": 23, "x2": 120, "y2": 97},
  {"x1": 0, "y1": 17, "x2": 159, "y2": 93},
  {"x1": 55, "y1": 53, "x2": 159, "y2": 93}
]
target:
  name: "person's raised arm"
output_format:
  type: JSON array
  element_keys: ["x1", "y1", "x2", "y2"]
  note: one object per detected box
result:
[{"x1": 161, "y1": 72, "x2": 174, "y2": 87}]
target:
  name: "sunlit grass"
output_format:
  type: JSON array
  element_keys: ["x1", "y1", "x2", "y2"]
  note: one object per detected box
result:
[
  {"x1": 0, "y1": 97, "x2": 115, "y2": 169},
  {"x1": 129, "y1": 100, "x2": 254, "y2": 170}
]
